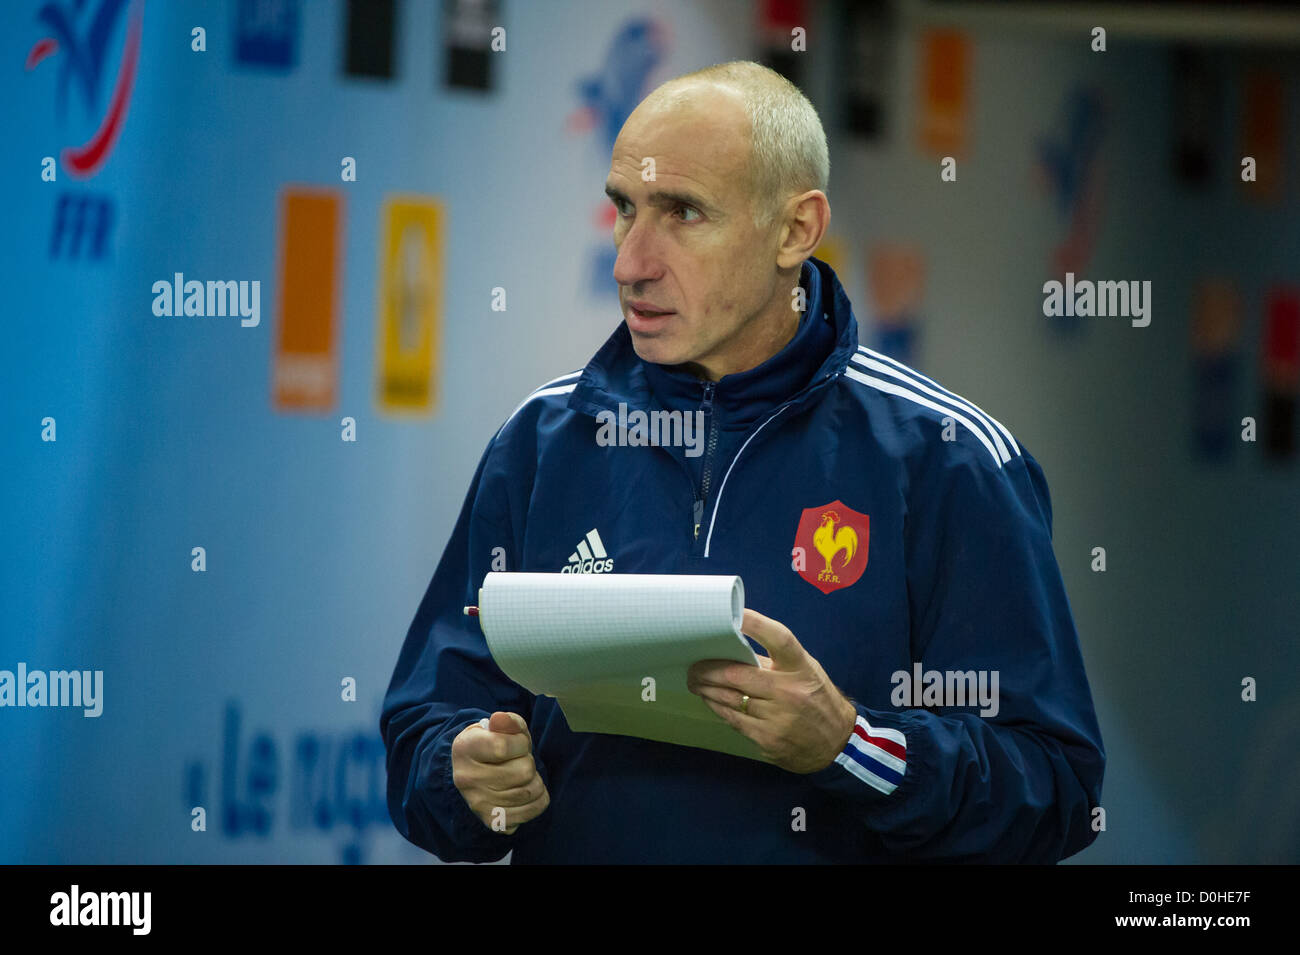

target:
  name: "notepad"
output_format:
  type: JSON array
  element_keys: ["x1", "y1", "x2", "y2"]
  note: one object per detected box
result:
[{"x1": 475, "y1": 572, "x2": 766, "y2": 762}]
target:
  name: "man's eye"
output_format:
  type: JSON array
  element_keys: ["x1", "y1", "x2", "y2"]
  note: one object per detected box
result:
[{"x1": 675, "y1": 205, "x2": 701, "y2": 222}]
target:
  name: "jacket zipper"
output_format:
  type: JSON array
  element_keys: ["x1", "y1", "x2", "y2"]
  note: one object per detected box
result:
[
  {"x1": 696, "y1": 368, "x2": 842, "y2": 557},
  {"x1": 693, "y1": 381, "x2": 718, "y2": 540},
  {"x1": 700, "y1": 404, "x2": 788, "y2": 557}
]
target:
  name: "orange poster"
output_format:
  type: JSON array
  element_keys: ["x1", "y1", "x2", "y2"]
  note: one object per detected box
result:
[
  {"x1": 867, "y1": 242, "x2": 926, "y2": 322},
  {"x1": 1241, "y1": 70, "x2": 1282, "y2": 201},
  {"x1": 917, "y1": 29, "x2": 971, "y2": 157},
  {"x1": 273, "y1": 188, "x2": 343, "y2": 412}
]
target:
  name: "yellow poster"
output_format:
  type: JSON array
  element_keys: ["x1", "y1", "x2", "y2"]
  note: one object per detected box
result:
[
  {"x1": 377, "y1": 196, "x2": 443, "y2": 414},
  {"x1": 813, "y1": 234, "x2": 846, "y2": 276},
  {"x1": 274, "y1": 188, "x2": 343, "y2": 412}
]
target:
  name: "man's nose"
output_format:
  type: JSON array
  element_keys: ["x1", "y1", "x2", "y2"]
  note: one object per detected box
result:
[{"x1": 612, "y1": 215, "x2": 661, "y2": 288}]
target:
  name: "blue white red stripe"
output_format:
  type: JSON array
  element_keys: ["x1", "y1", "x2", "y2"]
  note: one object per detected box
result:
[{"x1": 834, "y1": 715, "x2": 907, "y2": 795}]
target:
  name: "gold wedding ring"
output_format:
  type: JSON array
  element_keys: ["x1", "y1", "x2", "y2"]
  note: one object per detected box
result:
[{"x1": 739, "y1": 694, "x2": 750, "y2": 715}]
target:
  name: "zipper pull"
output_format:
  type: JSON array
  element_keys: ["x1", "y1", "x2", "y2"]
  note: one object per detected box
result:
[
  {"x1": 693, "y1": 498, "x2": 703, "y2": 538},
  {"x1": 700, "y1": 381, "x2": 715, "y2": 416}
]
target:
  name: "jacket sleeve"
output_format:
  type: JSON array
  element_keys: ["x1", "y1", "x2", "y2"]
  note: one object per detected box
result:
[
  {"x1": 804, "y1": 447, "x2": 1106, "y2": 862},
  {"x1": 379, "y1": 430, "x2": 546, "y2": 863}
]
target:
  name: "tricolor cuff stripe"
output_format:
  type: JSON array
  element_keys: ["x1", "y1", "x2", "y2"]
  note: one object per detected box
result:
[
  {"x1": 834, "y1": 715, "x2": 907, "y2": 795},
  {"x1": 853, "y1": 721, "x2": 905, "y2": 760}
]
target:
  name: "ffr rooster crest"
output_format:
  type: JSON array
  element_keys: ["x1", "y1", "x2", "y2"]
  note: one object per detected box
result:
[{"x1": 793, "y1": 500, "x2": 870, "y2": 594}]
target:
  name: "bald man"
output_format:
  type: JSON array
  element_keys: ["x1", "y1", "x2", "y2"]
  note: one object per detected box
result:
[{"x1": 382, "y1": 61, "x2": 1105, "y2": 863}]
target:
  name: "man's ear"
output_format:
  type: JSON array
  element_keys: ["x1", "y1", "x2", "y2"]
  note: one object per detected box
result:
[{"x1": 775, "y1": 190, "x2": 830, "y2": 270}]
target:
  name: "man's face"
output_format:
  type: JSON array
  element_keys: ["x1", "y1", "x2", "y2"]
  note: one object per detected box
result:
[{"x1": 605, "y1": 83, "x2": 781, "y2": 377}]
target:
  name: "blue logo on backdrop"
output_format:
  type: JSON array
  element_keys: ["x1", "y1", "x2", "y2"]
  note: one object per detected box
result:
[
  {"x1": 48, "y1": 192, "x2": 115, "y2": 259},
  {"x1": 234, "y1": 0, "x2": 298, "y2": 70},
  {"x1": 1037, "y1": 86, "x2": 1106, "y2": 336},
  {"x1": 26, "y1": 0, "x2": 143, "y2": 262},
  {"x1": 567, "y1": 18, "x2": 671, "y2": 298},
  {"x1": 184, "y1": 701, "x2": 392, "y2": 864}
]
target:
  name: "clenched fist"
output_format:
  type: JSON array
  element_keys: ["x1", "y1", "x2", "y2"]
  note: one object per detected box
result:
[{"x1": 451, "y1": 710, "x2": 550, "y2": 834}]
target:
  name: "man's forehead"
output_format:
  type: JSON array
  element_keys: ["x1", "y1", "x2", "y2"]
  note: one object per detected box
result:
[
  {"x1": 608, "y1": 84, "x2": 750, "y2": 195},
  {"x1": 606, "y1": 150, "x2": 726, "y2": 200}
]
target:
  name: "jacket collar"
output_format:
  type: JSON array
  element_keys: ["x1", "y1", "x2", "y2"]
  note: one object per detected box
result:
[{"x1": 568, "y1": 256, "x2": 859, "y2": 425}]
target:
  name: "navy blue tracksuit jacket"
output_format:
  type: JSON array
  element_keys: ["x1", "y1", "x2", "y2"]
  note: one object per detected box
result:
[{"x1": 381, "y1": 256, "x2": 1106, "y2": 863}]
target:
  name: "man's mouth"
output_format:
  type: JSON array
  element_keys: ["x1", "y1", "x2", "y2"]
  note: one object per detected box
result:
[{"x1": 627, "y1": 301, "x2": 676, "y2": 323}]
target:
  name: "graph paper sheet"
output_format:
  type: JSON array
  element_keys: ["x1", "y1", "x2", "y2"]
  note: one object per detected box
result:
[{"x1": 477, "y1": 572, "x2": 767, "y2": 762}]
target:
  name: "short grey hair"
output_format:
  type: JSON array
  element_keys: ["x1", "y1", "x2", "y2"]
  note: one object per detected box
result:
[{"x1": 654, "y1": 60, "x2": 829, "y2": 229}]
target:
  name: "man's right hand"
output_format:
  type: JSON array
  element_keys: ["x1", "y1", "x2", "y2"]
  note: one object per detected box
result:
[{"x1": 451, "y1": 711, "x2": 550, "y2": 835}]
